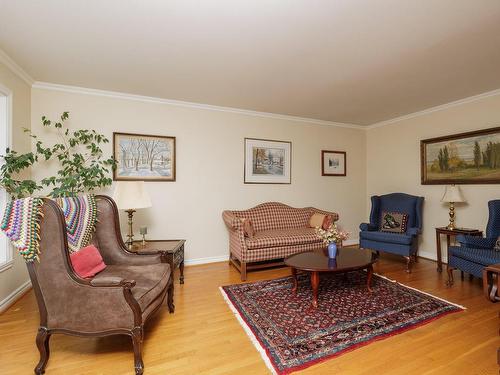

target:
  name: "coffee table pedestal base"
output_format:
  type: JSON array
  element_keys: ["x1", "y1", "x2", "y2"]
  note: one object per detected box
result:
[{"x1": 291, "y1": 265, "x2": 374, "y2": 309}]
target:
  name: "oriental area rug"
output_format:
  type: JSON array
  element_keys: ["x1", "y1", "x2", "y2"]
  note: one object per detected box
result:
[{"x1": 220, "y1": 271, "x2": 464, "y2": 375}]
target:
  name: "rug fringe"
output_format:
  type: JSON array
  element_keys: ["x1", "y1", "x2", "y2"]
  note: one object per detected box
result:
[
  {"x1": 373, "y1": 272, "x2": 467, "y2": 310},
  {"x1": 219, "y1": 287, "x2": 277, "y2": 375}
]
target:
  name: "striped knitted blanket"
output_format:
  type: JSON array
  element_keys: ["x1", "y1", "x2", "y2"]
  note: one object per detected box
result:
[
  {"x1": 0, "y1": 197, "x2": 44, "y2": 262},
  {"x1": 54, "y1": 195, "x2": 98, "y2": 253},
  {"x1": 0, "y1": 194, "x2": 98, "y2": 261}
]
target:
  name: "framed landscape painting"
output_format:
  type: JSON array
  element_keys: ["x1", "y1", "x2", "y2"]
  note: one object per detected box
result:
[
  {"x1": 244, "y1": 138, "x2": 291, "y2": 184},
  {"x1": 421, "y1": 127, "x2": 500, "y2": 184},
  {"x1": 113, "y1": 132, "x2": 176, "y2": 181},
  {"x1": 322, "y1": 150, "x2": 346, "y2": 176}
]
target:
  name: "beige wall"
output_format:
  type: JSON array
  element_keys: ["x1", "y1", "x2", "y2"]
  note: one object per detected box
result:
[
  {"x1": 367, "y1": 93, "x2": 500, "y2": 262},
  {"x1": 0, "y1": 61, "x2": 31, "y2": 308},
  {"x1": 31, "y1": 88, "x2": 367, "y2": 263}
]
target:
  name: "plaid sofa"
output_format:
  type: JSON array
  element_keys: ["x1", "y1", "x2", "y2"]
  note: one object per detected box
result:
[{"x1": 222, "y1": 202, "x2": 338, "y2": 280}]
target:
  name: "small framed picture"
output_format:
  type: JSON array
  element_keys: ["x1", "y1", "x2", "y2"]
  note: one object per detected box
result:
[
  {"x1": 321, "y1": 150, "x2": 346, "y2": 176},
  {"x1": 244, "y1": 138, "x2": 292, "y2": 184}
]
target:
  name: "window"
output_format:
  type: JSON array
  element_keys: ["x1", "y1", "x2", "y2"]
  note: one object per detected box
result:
[{"x1": 0, "y1": 84, "x2": 12, "y2": 272}]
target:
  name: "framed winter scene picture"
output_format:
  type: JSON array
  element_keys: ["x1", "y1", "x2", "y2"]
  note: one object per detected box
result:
[
  {"x1": 244, "y1": 138, "x2": 292, "y2": 184},
  {"x1": 113, "y1": 132, "x2": 176, "y2": 181}
]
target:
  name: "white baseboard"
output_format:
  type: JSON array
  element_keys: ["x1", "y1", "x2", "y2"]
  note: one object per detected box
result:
[
  {"x1": 343, "y1": 239, "x2": 359, "y2": 246},
  {"x1": 184, "y1": 255, "x2": 229, "y2": 266},
  {"x1": 0, "y1": 279, "x2": 32, "y2": 314},
  {"x1": 418, "y1": 250, "x2": 439, "y2": 262}
]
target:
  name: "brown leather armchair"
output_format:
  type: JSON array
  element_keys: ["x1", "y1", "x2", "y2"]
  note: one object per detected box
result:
[{"x1": 29, "y1": 196, "x2": 173, "y2": 375}]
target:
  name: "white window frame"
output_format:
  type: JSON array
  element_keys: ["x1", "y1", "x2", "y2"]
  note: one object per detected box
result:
[{"x1": 0, "y1": 83, "x2": 13, "y2": 273}]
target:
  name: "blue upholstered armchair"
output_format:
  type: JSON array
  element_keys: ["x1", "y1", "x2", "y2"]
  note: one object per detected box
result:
[
  {"x1": 359, "y1": 193, "x2": 424, "y2": 272},
  {"x1": 447, "y1": 200, "x2": 500, "y2": 285}
]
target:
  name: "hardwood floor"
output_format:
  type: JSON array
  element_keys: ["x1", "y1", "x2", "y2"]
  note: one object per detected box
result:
[{"x1": 0, "y1": 254, "x2": 498, "y2": 375}]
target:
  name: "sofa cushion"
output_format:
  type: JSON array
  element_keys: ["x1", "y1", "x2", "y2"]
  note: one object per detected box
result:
[
  {"x1": 92, "y1": 263, "x2": 171, "y2": 311},
  {"x1": 359, "y1": 230, "x2": 413, "y2": 245},
  {"x1": 246, "y1": 228, "x2": 321, "y2": 250},
  {"x1": 449, "y1": 246, "x2": 500, "y2": 266}
]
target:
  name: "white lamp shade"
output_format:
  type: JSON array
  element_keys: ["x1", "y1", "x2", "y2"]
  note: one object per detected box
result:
[
  {"x1": 441, "y1": 185, "x2": 466, "y2": 203},
  {"x1": 113, "y1": 181, "x2": 152, "y2": 210}
]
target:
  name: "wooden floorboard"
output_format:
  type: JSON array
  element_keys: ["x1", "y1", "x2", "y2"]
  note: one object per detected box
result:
[{"x1": 0, "y1": 254, "x2": 498, "y2": 374}]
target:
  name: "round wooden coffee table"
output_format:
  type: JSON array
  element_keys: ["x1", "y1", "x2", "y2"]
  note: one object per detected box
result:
[{"x1": 284, "y1": 248, "x2": 379, "y2": 308}]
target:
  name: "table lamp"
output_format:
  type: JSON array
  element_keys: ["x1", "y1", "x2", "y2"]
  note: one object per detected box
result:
[
  {"x1": 441, "y1": 185, "x2": 465, "y2": 230},
  {"x1": 113, "y1": 181, "x2": 152, "y2": 249}
]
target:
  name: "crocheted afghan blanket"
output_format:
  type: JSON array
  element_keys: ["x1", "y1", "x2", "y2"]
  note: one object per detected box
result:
[
  {"x1": 54, "y1": 195, "x2": 98, "y2": 253},
  {"x1": 0, "y1": 194, "x2": 98, "y2": 261},
  {"x1": 1, "y1": 197, "x2": 44, "y2": 262}
]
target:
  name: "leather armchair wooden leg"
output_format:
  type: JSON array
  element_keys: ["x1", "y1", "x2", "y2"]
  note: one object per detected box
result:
[
  {"x1": 34, "y1": 327, "x2": 51, "y2": 375},
  {"x1": 131, "y1": 327, "x2": 144, "y2": 375}
]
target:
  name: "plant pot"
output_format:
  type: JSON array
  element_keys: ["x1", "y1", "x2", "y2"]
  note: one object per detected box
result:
[{"x1": 327, "y1": 242, "x2": 337, "y2": 258}]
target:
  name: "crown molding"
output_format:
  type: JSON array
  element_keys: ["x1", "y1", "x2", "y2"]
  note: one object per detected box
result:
[
  {"x1": 0, "y1": 48, "x2": 34, "y2": 86},
  {"x1": 2, "y1": 44, "x2": 499, "y2": 130},
  {"x1": 367, "y1": 88, "x2": 500, "y2": 130},
  {"x1": 32, "y1": 81, "x2": 364, "y2": 129}
]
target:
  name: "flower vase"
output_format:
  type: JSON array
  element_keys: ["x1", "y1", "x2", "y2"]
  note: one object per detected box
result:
[
  {"x1": 327, "y1": 242, "x2": 337, "y2": 258},
  {"x1": 328, "y1": 257, "x2": 337, "y2": 269}
]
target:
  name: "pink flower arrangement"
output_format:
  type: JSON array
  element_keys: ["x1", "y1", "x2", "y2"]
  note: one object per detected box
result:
[{"x1": 315, "y1": 223, "x2": 350, "y2": 245}]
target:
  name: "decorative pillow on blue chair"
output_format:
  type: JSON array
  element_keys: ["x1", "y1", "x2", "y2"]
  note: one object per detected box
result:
[{"x1": 380, "y1": 211, "x2": 408, "y2": 233}]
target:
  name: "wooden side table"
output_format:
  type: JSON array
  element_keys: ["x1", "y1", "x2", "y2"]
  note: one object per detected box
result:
[
  {"x1": 483, "y1": 264, "x2": 500, "y2": 302},
  {"x1": 133, "y1": 240, "x2": 186, "y2": 284},
  {"x1": 435, "y1": 227, "x2": 482, "y2": 272}
]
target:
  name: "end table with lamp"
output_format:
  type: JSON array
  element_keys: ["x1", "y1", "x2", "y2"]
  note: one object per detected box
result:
[
  {"x1": 441, "y1": 184, "x2": 466, "y2": 231},
  {"x1": 435, "y1": 227, "x2": 482, "y2": 272},
  {"x1": 436, "y1": 185, "x2": 482, "y2": 272},
  {"x1": 113, "y1": 181, "x2": 186, "y2": 284},
  {"x1": 113, "y1": 181, "x2": 152, "y2": 249}
]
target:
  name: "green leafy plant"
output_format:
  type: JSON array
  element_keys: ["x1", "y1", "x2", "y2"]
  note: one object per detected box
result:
[{"x1": 0, "y1": 112, "x2": 116, "y2": 198}]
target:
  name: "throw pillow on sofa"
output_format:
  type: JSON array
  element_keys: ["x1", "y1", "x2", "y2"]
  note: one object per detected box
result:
[
  {"x1": 380, "y1": 211, "x2": 408, "y2": 233},
  {"x1": 241, "y1": 218, "x2": 255, "y2": 237},
  {"x1": 322, "y1": 215, "x2": 334, "y2": 230},
  {"x1": 309, "y1": 213, "x2": 334, "y2": 230},
  {"x1": 70, "y1": 244, "x2": 107, "y2": 278},
  {"x1": 309, "y1": 213, "x2": 325, "y2": 228}
]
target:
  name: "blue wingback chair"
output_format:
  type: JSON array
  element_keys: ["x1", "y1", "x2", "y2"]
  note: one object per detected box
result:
[
  {"x1": 359, "y1": 193, "x2": 424, "y2": 272},
  {"x1": 447, "y1": 200, "x2": 500, "y2": 285}
]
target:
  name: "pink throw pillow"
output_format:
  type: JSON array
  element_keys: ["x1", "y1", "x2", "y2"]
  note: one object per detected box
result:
[
  {"x1": 70, "y1": 245, "x2": 106, "y2": 278},
  {"x1": 322, "y1": 215, "x2": 334, "y2": 230},
  {"x1": 242, "y1": 218, "x2": 255, "y2": 237}
]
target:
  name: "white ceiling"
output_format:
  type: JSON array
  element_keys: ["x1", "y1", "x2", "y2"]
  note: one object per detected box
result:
[{"x1": 1, "y1": 0, "x2": 500, "y2": 125}]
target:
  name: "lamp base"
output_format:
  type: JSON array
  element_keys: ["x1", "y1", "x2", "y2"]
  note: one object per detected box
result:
[
  {"x1": 125, "y1": 209, "x2": 136, "y2": 249},
  {"x1": 447, "y1": 202, "x2": 456, "y2": 231}
]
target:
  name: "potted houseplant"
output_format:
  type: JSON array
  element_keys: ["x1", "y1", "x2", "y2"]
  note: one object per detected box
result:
[{"x1": 0, "y1": 112, "x2": 116, "y2": 198}]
